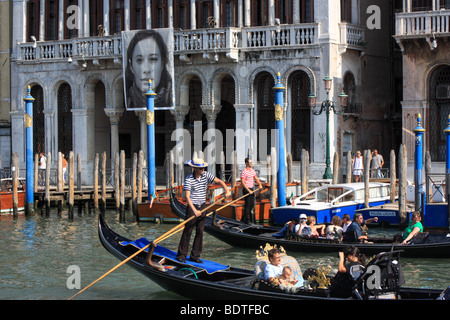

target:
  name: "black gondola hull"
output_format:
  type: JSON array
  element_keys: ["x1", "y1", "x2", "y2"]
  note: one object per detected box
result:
[
  {"x1": 98, "y1": 214, "x2": 344, "y2": 300},
  {"x1": 169, "y1": 191, "x2": 450, "y2": 258},
  {"x1": 98, "y1": 214, "x2": 446, "y2": 300}
]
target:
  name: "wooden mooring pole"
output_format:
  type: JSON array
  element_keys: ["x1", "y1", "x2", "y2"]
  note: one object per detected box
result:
[
  {"x1": 12, "y1": 152, "x2": 19, "y2": 218},
  {"x1": 44, "y1": 152, "x2": 51, "y2": 215},
  {"x1": 68, "y1": 152, "x2": 74, "y2": 219}
]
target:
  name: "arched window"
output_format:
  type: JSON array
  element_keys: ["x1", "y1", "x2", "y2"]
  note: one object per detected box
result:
[
  {"x1": 58, "y1": 83, "x2": 73, "y2": 157},
  {"x1": 343, "y1": 72, "x2": 356, "y2": 112},
  {"x1": 290, "y1": 71, "x2": 311, "y2": 161},
  {"x1": 32, "y1": 85, "x2": 45, "y2": 154},
  {"x1": 255, "y1": 72, "x2": 275, "y2": 160},
  {"x1": 429, "y1": 65, "x2": 450, "y2": 161}
]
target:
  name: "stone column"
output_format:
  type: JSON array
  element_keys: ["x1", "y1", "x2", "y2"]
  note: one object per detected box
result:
[
  {"x1": 103, "y1": 0, "x2": 110, "y2": 35},
  {"x1": 213, "y1": 0, "x2": 220, "y2": 27},
  {"x1": 10, "y1": 111, "x2": 25, "y2": 163},
  {"x1": 234, "y1": 104, "x2": 253, "y2": 165},
  {"x1": 168, "y1": 0, "x2": 173, "y2": 29},
  {"x1": 201, "y1": 104, "x2": 222, "y2": 175},
  {"x1": 293, "y1": 0, "x2": 300, "y2": 24},
  {"x1": 83, "y1": 0, "x2": 90, "y2": 37},
  {"x1": 146, "y1": 0, "x2": 151, "y2": 29},
  {"x1": 39, "y1": 0, "x2": 45, "y2": 41},
  {"x1": 135, "y1": 110, "x2": 147, "y2": 159},
  {"x1": 244, "y1": 0, "x2": 251, "y2": 27},
  {"x1": 71, "y1": 108, "x2": 95, "y2": 185},
  {"x1": 124, "y1": 0, "x2": 130, "y2": 31},
  {"x1": 58, "y1": 0, "x2": 64, "y2": 40},
  {"x1": 170, "y1": 106, "x2": 190, "y2": 177},
  {"x1": 105, "y1": 108, "x2": 124, "y2": 169},
  {"x1": 190, "y1": 0, "x2": 197, "y2": 29},
  {"x1": 268, "y1": 0, "x2": 275, "y2": 25},
  {"x1": 237, "y1": 0, "x2": 243, "y2": 27}
]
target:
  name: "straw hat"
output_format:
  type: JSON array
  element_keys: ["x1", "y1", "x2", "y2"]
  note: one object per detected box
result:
[{"x1": 187, "y1": 156, "x2": 208, "y2": 168}]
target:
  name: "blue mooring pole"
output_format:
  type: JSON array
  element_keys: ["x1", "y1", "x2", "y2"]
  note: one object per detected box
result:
[
  {"x1": 413, "y1": 113, "x2": 425, "y2": 215},
  {"x1": 24, "y1": 86, "x2": 35, "y2": 212},
  {"x1": 444, "y1": 115, "x2": 450, "y2": 229},
  {"x1": 145, "y1": 79, "x2": 156, "y2": 201},
  {"x1": 273, "y1": 72, "x2": 286, "y2": 207}
]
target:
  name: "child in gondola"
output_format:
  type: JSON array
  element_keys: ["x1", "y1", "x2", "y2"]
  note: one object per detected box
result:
[
  {"x1": 277, "y1": 266, "x2": 304, "y2": 293},
  {"x1": 277, "y1": 266, "x2": 298, "y2": 286}
]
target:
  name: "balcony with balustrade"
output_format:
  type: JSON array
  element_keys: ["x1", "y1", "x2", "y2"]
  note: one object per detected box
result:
[
  {"x1": 14, "y1": 22, "x2": 365, "y2": 65},
  {"x1": 394, "y1": 8, "x2": 450, "y2": 50}
]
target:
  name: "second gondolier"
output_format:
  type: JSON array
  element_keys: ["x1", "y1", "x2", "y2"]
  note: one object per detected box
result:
[{"x1": 176, "y1": 157, "x2": 231, "y2": 263}]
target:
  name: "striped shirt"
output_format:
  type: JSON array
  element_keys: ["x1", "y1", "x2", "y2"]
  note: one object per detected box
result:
[
  {"x1": 241, "y1": 167, "x2": 256, "y2": 188},
  {"x1": 183, "y1": 171, "x2": 215, "y2": 205}
]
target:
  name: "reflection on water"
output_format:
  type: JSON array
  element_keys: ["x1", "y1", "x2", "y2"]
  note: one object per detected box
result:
[{"x1": 0, "y1": 210, "x2": 449, "y2": 300}]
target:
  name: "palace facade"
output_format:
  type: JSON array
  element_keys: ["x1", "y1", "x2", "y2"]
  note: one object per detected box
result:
[
  {"x1": 394, "y1": 0, "x2": 450, "y2": 169},
  {"x1": 10, "y1": 0, "x2": 399, "y2": 184}
]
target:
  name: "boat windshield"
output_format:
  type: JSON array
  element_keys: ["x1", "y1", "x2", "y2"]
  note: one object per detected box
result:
[{"x1": 1, "y1": 180, "x2": 13, "y2": 191}]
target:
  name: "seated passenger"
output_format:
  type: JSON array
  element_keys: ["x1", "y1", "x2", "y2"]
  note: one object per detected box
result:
[
  {"x1": 295, "y1": 214, "x2": 308, "y2": 235},
  {"x1": 343, "y1": 213, "x2": 377, "y2": 242},
  {"x1": 330, "y1": 246, "x2": 366, "y2": 298},
  {"x1": 342, "y1": 214, "x2": 352, "y2": 232},
  {"x1": 307, "y1": 216, "x2": 325, "y2": 238},
  {"x1": 326, "y1": 215, "x2": 344, "y2": 240},
  {"x1": 263, "y1": 248, "x2": 283, "y2": 283},
  {"x1": 401, "y1": 211, "x2": 423, "y2": 245},
  {"x1": 278, "y1": 266, "x2": 304, "y2": 291},
  {"x1": 278, "y1": 266, "x2": 298, "y2": 286}
]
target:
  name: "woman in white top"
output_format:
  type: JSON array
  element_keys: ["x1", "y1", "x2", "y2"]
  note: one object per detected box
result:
[{"x1": 352, "y1": 151, "x2": 363, "y2": 182}]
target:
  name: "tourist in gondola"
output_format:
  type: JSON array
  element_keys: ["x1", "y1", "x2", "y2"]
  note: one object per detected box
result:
[
  {"x1": 264, "y1": 248, "x2": 284, "y2": 283},
  {"x1": 401, "y1": 211, "x2": 424, "y2": 245},
  {"x1": 343, "y1": 213, "x2": 378, "y2": 242},
  {"x1": 342, "y1": 214, "x2": 352, "y2": 232},
  {"x1": 330, "y1": 246, "x2": 366, "y2": 298},
  {"x1": 176, "y1": 157, "x2": 231, "y2": 264},
  {"x1": 240, "y1": 157, "x2": 263, "y2": 224},
  {"x1": 326, "y1": 215, "x2": 344, "y2": 240},
  {"x1": 306, "y1": 216, "x2": 326, "y2": 238}
]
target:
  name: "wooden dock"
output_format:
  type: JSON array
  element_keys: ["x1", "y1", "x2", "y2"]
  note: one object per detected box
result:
[{"x1": 29, "y1": 150, "x2": 158, "y2": 220}]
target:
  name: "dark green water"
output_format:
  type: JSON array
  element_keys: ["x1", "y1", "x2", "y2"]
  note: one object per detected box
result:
[{"x1": 1, "y1": 210, "x2": 449, "y2": 300}]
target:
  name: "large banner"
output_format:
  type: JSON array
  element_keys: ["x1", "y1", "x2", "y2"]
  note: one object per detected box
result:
[{"x1": 122, "y1": 29, "x2": 174, "y2": 110}]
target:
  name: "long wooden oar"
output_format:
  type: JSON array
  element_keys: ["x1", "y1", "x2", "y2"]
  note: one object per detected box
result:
[{"x1": 68, "y1": 187, "x2": 263, "y2": 300}]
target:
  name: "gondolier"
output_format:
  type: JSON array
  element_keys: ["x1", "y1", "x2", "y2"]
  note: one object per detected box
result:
[
  {"x1": 176, "y1": 157, "x2": 231, "y2": 263},
  {"x1": 240, "y1": 157, "x2": 263, "y2": 224}
]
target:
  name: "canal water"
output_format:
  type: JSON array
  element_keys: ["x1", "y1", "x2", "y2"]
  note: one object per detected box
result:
[{"x1": 1, "y1": 209, "x2": 450, "y2": 300}]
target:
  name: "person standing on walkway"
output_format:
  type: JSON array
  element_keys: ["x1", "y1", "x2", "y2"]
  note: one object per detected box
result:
[
  {"x1": 176, "y1": 157, "x2": 230, "y2": 263},
  {"x1": 371, "y1": 149, "x2": 384, "y2": 178},
  {"x1": 38, "y1": 153, "x2": 46, "y2": 186},
  {"x1": 240, "y1": 157, "x2": 263, "y2": 224},
  {"x1": 352, "y1": 151, "x2": 363, "y2": 182}
]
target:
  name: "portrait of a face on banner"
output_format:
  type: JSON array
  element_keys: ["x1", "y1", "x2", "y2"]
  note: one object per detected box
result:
[{"x1": 122, "y1": 29, "x2": 174, "y2": 110}]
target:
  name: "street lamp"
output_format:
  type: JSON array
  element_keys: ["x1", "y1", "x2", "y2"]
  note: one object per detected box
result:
[{"x1": 308, "y1": 75, "x2": 348, "y2": 179}]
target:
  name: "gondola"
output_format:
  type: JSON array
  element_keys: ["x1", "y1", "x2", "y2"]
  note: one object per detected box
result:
[
  {"x1": 98, "y1": 214, "x2": 449, "y2": 300},
  {"x1": 169, "y1": 191, "x2": 450, "y2": 258}
]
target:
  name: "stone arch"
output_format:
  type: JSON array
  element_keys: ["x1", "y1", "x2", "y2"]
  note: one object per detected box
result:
[
  {"x1": 248, "y1": 66, "x2": 278, "y2": 104},
  {"x1": 428, "y1": 64, "x2": 450, "y2": 161},
  {"x1": 210, "y1": 68, "x2": 240, "y2": 106},
  {"x1": 175, "y1": 68, "x2": 207, "y2": 107}
]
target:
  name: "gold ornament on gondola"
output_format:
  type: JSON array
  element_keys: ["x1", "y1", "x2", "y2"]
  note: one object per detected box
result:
[
  {"x1": 255, "y1": 243, "x2": 286, "y2": 260},
  {"x1": 307, "y1": 266, "x2": 331, "y2": 289},
  {"x1": 25, "y1": 114, "x2": 33, "y2": 128},
  {"x1": 146, "y1": 110, "x2": 154, "y2": 125},
  {"x1": 275, "y1": 104, "x2": 283, "y2": 121}
]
